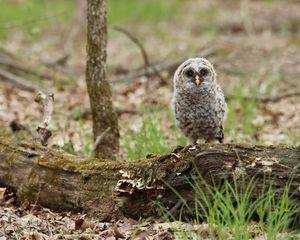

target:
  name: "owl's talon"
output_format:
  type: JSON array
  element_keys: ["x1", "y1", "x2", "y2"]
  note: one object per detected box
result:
[
  {"x1": 172, "y1": 145, "x2": 184, "y2": 154},
  {"x1": 181, "y1": 144, "x2": 192, "y2": 153}
]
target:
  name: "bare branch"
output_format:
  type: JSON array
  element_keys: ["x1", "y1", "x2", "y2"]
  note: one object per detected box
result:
[
  {"x1": 259, "y1": 91, "x2": 300, "y2": 103},
  {"x1": 0, "y1": 68, "x2": 37, "y2": 92},
  {"x1": 110, "y1": 47, "x2": 217, "y2": 83},
  {"x1": 227, "y1": 90, "x2": 300, "y2": 103},
  {"x1": 113, "y1": 26, "x2": 167, "y2": 84},
  {"x1": 0, "y1": 58, "x2": 51, "y2": 80}
]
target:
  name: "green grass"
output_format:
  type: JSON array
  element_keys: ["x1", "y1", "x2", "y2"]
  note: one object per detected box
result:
[
  {"x1": 123, "y1": 111, "x2": 186, "y2": 160},
  {"x1": 57, "y1": 108, "x2": 93, "y2": 157},
  {"x1": 225, "y1": 80, "x2": 260, "y2": 142},
  {"x1": 0, "y1": 0, "x2": 73, "y2": 40},
  {"x1": 162, "y1": 176, "x2": 299, "y2": 239},
  {"x1": 0, "y1": 0, "x2": 183, "y2": 41},
  {"x1": 107, "y1": 0, "x2": 183, "y2": 25}
]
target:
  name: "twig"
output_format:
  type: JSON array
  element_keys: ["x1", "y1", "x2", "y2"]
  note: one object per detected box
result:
[
  {"x1": 110, "y1": 47, "x2": 217, "y2": 83},
  {"x1": 34, "y1": 92, "x2": 54, "y2": 146},
  {"x1": 160, "y1": 199, "x2": 182, "y2": 222},
  {"x1": 113, "y1": 26, "x2": 167, "y2": 84},
  {"x1": 116, "y1": 108, "x2": 139, "y2": 116},
  {"x1": 0, "y1": 48, "x2": 74, "y2": 83},
  {"x1": 90, "y1": 127, "x2": 111, "y2": 157},
  {"x1": 0, "y1": 68, "x2": 37, "y2": 92},
  {"x1": 0, "y1": 58, "x2": 52, "y2": 80},
  {"x1": 259, "y1": 91, "x2": 300, "y2": 103}
]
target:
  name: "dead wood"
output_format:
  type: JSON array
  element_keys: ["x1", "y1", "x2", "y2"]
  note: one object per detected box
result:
[
  {"x1": 0, "y1": 48, "x2": 73, "y2": 87},
  {"x1": 113, "y1": 26, "x2": 166, "y2": 85},
  {"x1": 227, "y1": 90, "x2": 300, "y2": 103},
  {"x1": 258, "y1": 90, "x2": 300, "y2": 103},
  {"x1": 0, "y1": 68, "x2": 37, "y2": 92},
  {"x1": 110, "y1": 48, "x2": 217, "y2": 83},
  {"x1": 0, "y1": 131, "x2": 299, "y2": 221}
]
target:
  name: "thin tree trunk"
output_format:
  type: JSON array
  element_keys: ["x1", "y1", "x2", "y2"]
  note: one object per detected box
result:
[
  {"x1": 0, "y1": 132, "x2": 299, "y2": 222},
  {"x1": 86, "y1": 0, "x2": 119, "y2": 159}
]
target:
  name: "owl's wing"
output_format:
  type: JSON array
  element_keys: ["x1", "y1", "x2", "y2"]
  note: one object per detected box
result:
[{"x1": 216, "y1": 85, "x2": 228, "y2": 121}]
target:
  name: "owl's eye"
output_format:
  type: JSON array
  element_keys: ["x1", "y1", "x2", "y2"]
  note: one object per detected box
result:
[
  {"x1": 200, "y1": 68, "x2": 209, "y2": 76},
  {"x1": 184, "y1": 69, "x2": 194, "y2": 78}
]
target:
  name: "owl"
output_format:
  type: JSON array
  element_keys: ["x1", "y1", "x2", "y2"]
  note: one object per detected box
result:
[{"x1": 171, "y1": 58, "x2": 227, "y2": 145}]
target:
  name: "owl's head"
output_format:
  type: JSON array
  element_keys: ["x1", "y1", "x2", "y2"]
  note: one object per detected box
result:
[{"x1": 173, "y1": 58, "x2": 216, "y2": 90}]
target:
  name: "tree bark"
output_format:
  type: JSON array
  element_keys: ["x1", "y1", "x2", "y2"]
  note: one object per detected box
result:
[
  {"x1": 0, "y1": 132, "x2": 300, "y2": 221},
  {"x1": 86, "y1": 0, "x2": 119, "y2": 159}
]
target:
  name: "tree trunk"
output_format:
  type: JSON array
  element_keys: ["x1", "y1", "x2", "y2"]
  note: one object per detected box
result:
[
  {"x1": 0, "y1": 132, "x2": 299, "y2": 221},
  {"x1": 86, "y1": 0, "x2": 119, "y2": 159}
]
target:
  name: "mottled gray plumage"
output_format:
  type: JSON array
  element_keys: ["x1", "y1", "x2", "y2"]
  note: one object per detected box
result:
[{"x1": 172, "y1": 58, "x2": 227, "y2": 144}]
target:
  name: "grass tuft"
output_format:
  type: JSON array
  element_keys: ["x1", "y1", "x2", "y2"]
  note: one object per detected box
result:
[
  {"x1": 124, "y1": 115, "x2": 171, "y2": 160},
  {"x1": 123, "y1": 111, "x2": 186, "y2": 160},
  {"x1": 161, "y1": 175, "x2": 298, "y2": 239}
]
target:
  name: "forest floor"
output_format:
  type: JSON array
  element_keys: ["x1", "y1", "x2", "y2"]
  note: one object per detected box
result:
[{"x1": 0, "y1": 0, "x2": 300, "y2": 239}]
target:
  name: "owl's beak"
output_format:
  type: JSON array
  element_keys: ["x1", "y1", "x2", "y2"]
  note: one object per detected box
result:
[{"x1": 195, "y1": 75, "x2": 201, "y2": 86}]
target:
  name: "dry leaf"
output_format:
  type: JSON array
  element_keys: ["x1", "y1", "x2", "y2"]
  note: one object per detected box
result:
[{"x1": 0, "y1": 187, "x2": 6, "y2": 201}]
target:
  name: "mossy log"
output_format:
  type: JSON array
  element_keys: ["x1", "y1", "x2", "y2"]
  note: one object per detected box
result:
[{"x1": 0, "y1": 134, "x2": 300, "y2": 221}]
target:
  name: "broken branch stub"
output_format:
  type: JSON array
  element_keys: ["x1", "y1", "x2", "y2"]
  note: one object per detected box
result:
[{"x1": 34, "y1": 92, "x2": 54, "y2": 146}]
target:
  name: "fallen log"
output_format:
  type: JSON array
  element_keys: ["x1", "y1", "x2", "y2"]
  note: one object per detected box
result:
[{"x1": 0, "y1": 131, "x2": 299, "y2": 221}]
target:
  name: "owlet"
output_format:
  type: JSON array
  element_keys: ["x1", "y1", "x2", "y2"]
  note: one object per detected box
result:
[{"x1": 172, "y1": 58, "x2": 227, "y2": 144}]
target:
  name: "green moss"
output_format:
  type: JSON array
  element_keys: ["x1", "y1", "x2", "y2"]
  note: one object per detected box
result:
[
  {"x1": 26, "y1": 167, "x2": 38, "y2": 182},
  {"x1": 18, "y1": 184, "x2": 39, "y2": 201},
  {"x1": 0, "y1": 145, "x2": 4, "y2": 153},
  {"x1": 5, "y1": 151, "x2": 20, "y2": 166}
]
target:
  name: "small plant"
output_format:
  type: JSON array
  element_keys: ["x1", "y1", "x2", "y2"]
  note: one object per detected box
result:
[
  {"x1": 123, "y1": 110, "x2": 187, "y2": 160},
  {"x1": 225, "y1": 80, "x2": 259, "y2": 142},
  {"x1": 161, "y1": 175, "x2": 298, "y2": 239},
  {"x1": 124, "y1": 115, "x2": 171, "y2": 160}
]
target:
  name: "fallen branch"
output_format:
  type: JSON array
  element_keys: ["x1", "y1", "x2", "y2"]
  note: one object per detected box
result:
[
  {"x1": 0, "y1": 68, "x2": 37, "y2": 92},
  {"x1": 34, "y1": 92, "x2": 54, "y2": 146},
  {"x1": 110, "y1": 47, "x2": 217, "y2": 83},
  {"x1": 259, "y1": 90, "x2": 300, "y2": 103},
  {"x1": 116, "y1": 108, "x2": 139, "y2": 116},
  {"x1": 0, "y1": 48, "x2": 74, "y2": 85},
  {"x1": 0, "y1": 57, "x2": 52, "y2": 80},
  {"x1": 227, "y1": 90, "x2": 300, "y2": 103},
  {"x1": 0, "y1": 131, "x2": 299, "y2": 222},
  {"x1": 113, "y1": 26, "x2": 167, "y2": 84}
]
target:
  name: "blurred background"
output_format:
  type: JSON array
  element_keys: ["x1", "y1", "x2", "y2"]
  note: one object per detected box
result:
[{"x1": 0, "y1": 0, "x2": 299, "y2": 160}]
